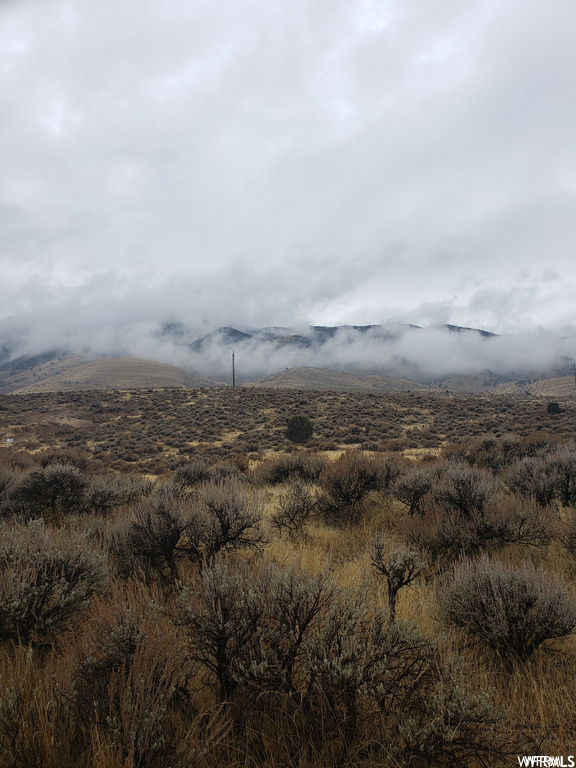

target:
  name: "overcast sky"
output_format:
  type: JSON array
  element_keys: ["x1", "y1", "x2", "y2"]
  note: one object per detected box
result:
[{"x1": 2, "y1": 0, "x2": 576, "y2": 338}]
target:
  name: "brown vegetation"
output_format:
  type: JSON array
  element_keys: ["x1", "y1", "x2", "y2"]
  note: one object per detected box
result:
[{"x1": 0, "y1": 387, "x2": 576, "y2": 765}]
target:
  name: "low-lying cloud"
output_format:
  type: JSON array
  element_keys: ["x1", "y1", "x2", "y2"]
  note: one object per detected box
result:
[
  {"x1": 1, "y1": 0, "x2": 576, "y2": 335},
  {"x1": 2, "y1": 303, "x2": 575, "y2": 385}
]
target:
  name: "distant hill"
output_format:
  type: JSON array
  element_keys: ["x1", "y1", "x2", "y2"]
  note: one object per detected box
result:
[
  {"x1": 244, "y1": 366, "x2": 428, "y2": 392},
  {"x1": 2, "y1": 353, "x2": 575, "y2": 396},
  {"x1": 1, "y1": 319, "x2": 575, "y2": 395},
  {"x1": 0, "y1": 352, "x2": 93, "y2": 393},
  {"x1": 185, "y1": 322, "x2": 493, "y2": 354},
  {"x1": 3, "y1": 354, "x2": 225, "y2": 393}
]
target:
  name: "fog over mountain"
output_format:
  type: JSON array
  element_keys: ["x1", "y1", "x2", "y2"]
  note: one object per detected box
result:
[{"x1": 1, "y1": 310, "x2": 575, "y2": 386}]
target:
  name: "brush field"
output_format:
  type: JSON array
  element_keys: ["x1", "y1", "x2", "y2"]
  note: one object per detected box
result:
[{"x1": 1, "y1": 387, "x2": 576, "y2": 767}]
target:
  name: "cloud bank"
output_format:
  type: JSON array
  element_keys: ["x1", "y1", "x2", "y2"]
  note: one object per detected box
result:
[
  {"x1": 2, "y1": 310, "x2": 575, "y2": 385},
  {"x1": 1, "y1": 0, "x2": 576, "y2": 336}
]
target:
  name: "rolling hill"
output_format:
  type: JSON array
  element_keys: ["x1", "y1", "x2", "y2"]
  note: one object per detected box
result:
[
  {"x1": 244, "y1": 366, "x2": 428, "y2": 391},
  {"x1": 2, "y1": 354, "x2": 225, "y2": 393},
  {"x1": 0, "y1": 320, "x2": 575, "y2": 395}
]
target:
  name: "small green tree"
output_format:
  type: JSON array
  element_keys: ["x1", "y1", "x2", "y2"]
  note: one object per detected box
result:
[{"x1": 285, "y1": 415, "x2": 313, "y2": 444}]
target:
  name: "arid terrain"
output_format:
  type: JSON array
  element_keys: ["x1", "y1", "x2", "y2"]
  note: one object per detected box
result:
[
  {"x1": 2, "y1": 386, "x2": 576, "y2": 472},
  {"x1": 1, "y1": 385, "x2": 576, "y2": 767}
]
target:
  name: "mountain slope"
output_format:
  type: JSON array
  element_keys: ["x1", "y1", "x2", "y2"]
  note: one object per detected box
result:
[
  {"x1": 8, "y1": 356, "x2": 225, "y2": 393},
  {"x1": 244, "y1": 366, "x2": 428, "y2": 391}
]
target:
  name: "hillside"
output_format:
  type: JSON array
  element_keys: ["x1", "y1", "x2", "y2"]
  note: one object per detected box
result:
[
  {"x1": 7, "y1": 355, "x2": 224, "y2": 393},
  {"x1": 244, "y1": 366, "x2": 428, "y2": 391},
  {"x1": 2, "y1": 319, "x2": 575, "y2": 394}
]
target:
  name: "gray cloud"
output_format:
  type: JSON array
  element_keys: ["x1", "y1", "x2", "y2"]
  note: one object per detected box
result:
[{"x1": 1, "y1": 0, "x2": 576, "y2": 336}]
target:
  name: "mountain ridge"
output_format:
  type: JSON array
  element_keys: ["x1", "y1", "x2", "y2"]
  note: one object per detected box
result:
[{"x1": 0, "y1": 320, "x2": 574, "y2": 395}]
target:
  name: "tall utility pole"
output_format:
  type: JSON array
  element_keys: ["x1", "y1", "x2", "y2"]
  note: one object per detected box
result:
[
  {"x1": 232, "y1": 350, "x2": 236, "y2": 387},
  {"x1": 573, "y1": 363, "x2": 576, "y2": 392}
]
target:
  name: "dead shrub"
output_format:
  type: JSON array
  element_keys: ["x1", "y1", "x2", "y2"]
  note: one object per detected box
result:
[
  {"x1": 270, "y1": 480, "x2": 317, "y2": 538},
  {"x1": 370, "y1": 531, "x2": 425, "y2": 621}
]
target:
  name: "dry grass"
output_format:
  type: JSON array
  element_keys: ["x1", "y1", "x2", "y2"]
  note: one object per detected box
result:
[
  {"x1": 2, "y1": 390, "x2": 576, "y2": 765},
  {"x1": 1, "y1": 387, "x2": 576, "y2": 476}
]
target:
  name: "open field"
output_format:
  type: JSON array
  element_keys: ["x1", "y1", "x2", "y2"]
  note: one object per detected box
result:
[
  {"x1": 1, "y1": 386, "x2": 576, "y2": 472},
  {"x1": 1, "y1": 387, "x2": 576, "y2": 767}
]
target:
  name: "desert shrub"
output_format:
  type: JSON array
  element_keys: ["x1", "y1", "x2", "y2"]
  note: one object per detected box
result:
[
  {"x1": 444, "y1": 434, "x2": 524, "y2": 474},
  {"x1": 561, "y1": 510, "x2": 576, "y2": 561},
  {"x1": 403, "y1": 495, "x2": 551, "y2": 569},
  {"x1": 506, "y1": 456, "x2": 558, "y2": 507},
  {"x1": 433, "y1": 462, "x2": 500, "y2": 518},
  {"x1": 0, "y1": 520, "x2": 107, "y2": 644},
  {"x1": 392, "y1": 466, "x2": 434, "y2": 515},
  {"x1": 114, "y1": 495, "x2": 193, "y2": 585},
  {"x1": 286, "y1": 414, "x2": 313, "y2": 443},
  {"x1": 82, "y1": 477, "x2": 122, "y2": 516},
  {"x1": 0, "y1": 467, "x2": 28, "y2": 519},
  {"x1": 176, "y1": 559, "x2": 439, "y2": 758},
  {"x1": 116, "y1": 482, "x2": 264, "y2": 584},
  {"x1": 0, "y1": 467, "x2": 16, "y2": 500},
  {"x1": 548, "y1": 401, "x2": 562, "y2": 414},
  {"x1": 68, "y1": 581, "x2": 164, "y2": 713},
  {"x1": 211, "y1": 459, "x2": 243, "y2": 481},
  {"x1": 177, "y1": 560, "x2": 336, "y2": 704},
  {"x1": 507, "y1": 446, "x2": 576, "y2": 508},
  {"x1": 254, "y1": 452, "x2": 327, "y2": 485},
  {"x1": 66, "y1": 580, "x2": 189, "y2": 767},
  {"x1": 439, "y1": 557, "x2": 576, "y2": 664},
  {"x1": 307, "y1": 586, "x2": 435, "y2": 749},
  {"x1": 316, "y1": 450, "x2": 382, "y2": 525},
  {"x1": 239, "y1": 563, "x2": 335, "y2": 698},
  {"x1": 15, "y1": 464, "x2": 88, "y2": 520},
  {"x1": 270, "y1": 481, "x2": 317, "y2": 538},
  {"x1": 549, "y1": 445, "x2": 576, "y2": 506},
  {"x1": 82, "y1": 474, "x2": 148, "y2": 516},
  {"x1": 39, "y1": 450, "x2": 89, "y2": 472},
  {"x1": 113, "y1": 474, "x2": 155, "y2": 504},
  {"x1": 176, "y1": 559, "x2": 262, "y2": 703},
  {"x1": 171, "y1": 459, "x2": 212, "y2": 492},
  {"x1": 102, "y1": 633, "x2": 187, "y2": 768},
  {"x1": 377, "y1": 452, "x2": 404, "y2": 490},
  {"x1": 393, "y1": 655, "x2": 508, "y2": 767},
  {"x1": 197, "y1": 478, "x2": 265, "y2": 563}
]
